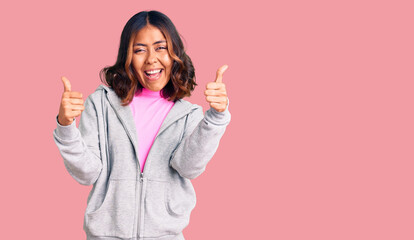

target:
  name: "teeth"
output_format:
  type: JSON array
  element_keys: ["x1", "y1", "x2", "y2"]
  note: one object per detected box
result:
[{"x1": 145, "y1": 69, "x2": 161, "y2": 74}]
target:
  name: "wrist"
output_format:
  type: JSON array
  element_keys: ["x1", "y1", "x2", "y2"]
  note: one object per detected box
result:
[{"x1": 57, "y1": 115, "x2": 73, "y2": 126}]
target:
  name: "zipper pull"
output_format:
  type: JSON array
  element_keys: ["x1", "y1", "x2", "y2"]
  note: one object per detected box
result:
[{"x1": 140, "y1": 172, "x2": 144, "y2": 182}]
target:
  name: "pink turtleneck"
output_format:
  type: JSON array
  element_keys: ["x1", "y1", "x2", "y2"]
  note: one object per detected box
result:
[{"x1": 129, "y1": 88, "x2": 174, "y2": 173}]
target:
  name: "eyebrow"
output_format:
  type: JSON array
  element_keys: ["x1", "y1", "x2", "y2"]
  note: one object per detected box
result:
[{"x1": 134, "y1": 40, "x2": 166, "y2": 47}]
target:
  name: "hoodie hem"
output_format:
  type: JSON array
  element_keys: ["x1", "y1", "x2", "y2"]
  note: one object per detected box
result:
[{"x1": 86, "y1": 232, "x2": 184, "y2": 240}]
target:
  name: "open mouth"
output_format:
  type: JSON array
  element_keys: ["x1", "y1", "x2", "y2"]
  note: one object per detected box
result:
[{"x1": 144, "y1": 69, "x2": 163, "y2": 79}]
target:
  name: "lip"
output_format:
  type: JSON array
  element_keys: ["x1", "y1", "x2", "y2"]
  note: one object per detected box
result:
[
  {"x1": 143, "y1": 68, "x2": 163, "y2": 81},
  {"x1": 144, "y1": 68, "x2": 163, "y2": 72}
]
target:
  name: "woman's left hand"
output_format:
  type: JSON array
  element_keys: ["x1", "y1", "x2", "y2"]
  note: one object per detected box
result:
[{"x1": 204, "y1": 65, "x2": 229, "y2": 112}]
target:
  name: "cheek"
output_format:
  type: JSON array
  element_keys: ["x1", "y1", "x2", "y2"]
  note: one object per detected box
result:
[
  {"x1": 160, "y1": 55, "x2": 173, "y2": 71},
  {"x1": 132, "y1": 57, "x2": 143, "y2": 72}
]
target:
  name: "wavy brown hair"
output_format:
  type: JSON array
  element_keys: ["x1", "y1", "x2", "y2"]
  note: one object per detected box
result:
[{"x1": 100, "y1": 11, "x2": 196, "y2": 106}]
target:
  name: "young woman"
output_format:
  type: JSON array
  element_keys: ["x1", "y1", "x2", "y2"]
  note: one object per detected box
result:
[{"x1": 53, "y1": 10, "x2": 230, "y2": 240}]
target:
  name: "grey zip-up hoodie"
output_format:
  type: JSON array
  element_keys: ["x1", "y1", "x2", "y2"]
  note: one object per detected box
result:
[{"x1": 53, "y1": 85, "x2": 231, "y2": 240}]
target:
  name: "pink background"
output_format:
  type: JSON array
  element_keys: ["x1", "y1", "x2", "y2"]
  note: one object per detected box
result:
[{"x1": 1, "y1": 0, "x2": 413, "y2": 239}]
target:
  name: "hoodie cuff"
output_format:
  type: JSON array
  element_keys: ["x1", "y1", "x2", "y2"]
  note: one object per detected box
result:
[
  {"x1": 55, "y1": 115, "x2": 79, "y2": 139},
  {"x1": 204, "y1": 98, "x2": 231, "y2": 126}
]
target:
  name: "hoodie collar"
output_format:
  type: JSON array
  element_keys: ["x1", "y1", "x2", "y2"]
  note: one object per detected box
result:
[{"x1": 97, "y1": 85, "x2": 197, "y2": 152}]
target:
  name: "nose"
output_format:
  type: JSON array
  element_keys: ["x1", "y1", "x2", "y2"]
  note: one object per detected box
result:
[{"x1": 145, "y1": 49, "x2": 158, "y2": 64}]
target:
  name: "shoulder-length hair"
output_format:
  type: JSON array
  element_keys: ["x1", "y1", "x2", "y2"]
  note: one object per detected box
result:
[{"x1": 100, "y1": 10, "x2": 196, "y2": 106}]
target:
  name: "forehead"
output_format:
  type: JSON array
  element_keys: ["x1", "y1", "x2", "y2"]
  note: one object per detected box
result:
[{"x1": 134, "y1": 25, "x2": 166, "y2": 44}]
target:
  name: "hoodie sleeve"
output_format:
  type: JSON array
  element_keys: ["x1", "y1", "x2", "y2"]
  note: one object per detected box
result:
[
  {"x1": 52, "y1": 96, "x2": 103, "y2": 186},
  {"x1": 170, "y1": 104, "x2": 231, "y2": 179}
]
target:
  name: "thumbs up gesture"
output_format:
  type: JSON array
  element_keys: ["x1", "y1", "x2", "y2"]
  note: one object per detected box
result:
[
  {"x1": 58, "y1": 77, "x2": 85, "y2": 126},
  {"x1": 204, "y1": 65, "x2": 229, "y2": 112}
]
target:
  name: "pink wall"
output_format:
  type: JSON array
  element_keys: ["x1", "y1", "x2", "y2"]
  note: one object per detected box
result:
[{"x1": 1, "y1": 0, "x2": 414, "y2": 239}]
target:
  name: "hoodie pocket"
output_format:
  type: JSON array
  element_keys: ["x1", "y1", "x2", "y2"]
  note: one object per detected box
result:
[
  {"x1": 143, "y1": 179, "x2": 196, "y2": 238},
  {"x1": 86, "y1": 180, "x2": 136, "y2": 238}
]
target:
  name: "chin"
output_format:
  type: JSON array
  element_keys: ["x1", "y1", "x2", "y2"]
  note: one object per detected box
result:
[{"x1": 148, "y1": 85, "x2": 163, "y2": 91}]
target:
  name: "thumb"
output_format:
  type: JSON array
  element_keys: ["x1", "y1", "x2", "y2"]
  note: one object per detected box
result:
[
  {"x1": 61, "y1": 76, "x2": 71, "y2": 92},
  {"x1": 215, "y1": 65, "x2": 228, "y2": 83}
]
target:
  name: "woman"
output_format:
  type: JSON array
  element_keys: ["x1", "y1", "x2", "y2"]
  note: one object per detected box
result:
[{"x1": 53, "y1": 10, "x2": 230, "y2": 240}]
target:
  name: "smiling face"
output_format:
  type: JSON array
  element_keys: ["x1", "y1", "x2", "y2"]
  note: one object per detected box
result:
[{"x1": 132, "y1": 24, "x2": 173, "y2": 92}]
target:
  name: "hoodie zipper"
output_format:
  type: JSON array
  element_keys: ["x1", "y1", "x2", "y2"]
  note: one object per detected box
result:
[{"x1": 137, "y1": 171, "x2": 144, "y2": 237}]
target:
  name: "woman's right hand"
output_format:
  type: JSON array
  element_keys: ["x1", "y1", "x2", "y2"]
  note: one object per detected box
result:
[{"x1": 58, "y1": 77, "x2": 85, "y2": 126}]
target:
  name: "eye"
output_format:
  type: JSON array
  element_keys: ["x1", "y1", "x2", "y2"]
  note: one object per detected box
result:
[
  {"x1": 134, "y1": 48, "x2": 145, "y2": 53},
  {"x1": 156, "y1": 46, "x2": 167, "y2": 51}
]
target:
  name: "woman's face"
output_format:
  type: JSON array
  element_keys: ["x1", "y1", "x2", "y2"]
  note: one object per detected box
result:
[{"x1": 132, "y1": 25, "x2": 173, "y2": 92}]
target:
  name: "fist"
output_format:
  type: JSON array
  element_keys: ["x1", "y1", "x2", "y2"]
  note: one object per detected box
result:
[
  {"x1": 58, "y1": 76, "x2": 85, "y2": 126},
  {"x1": 204, "y1": 65, "x2": 229, "y2": 112}
]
